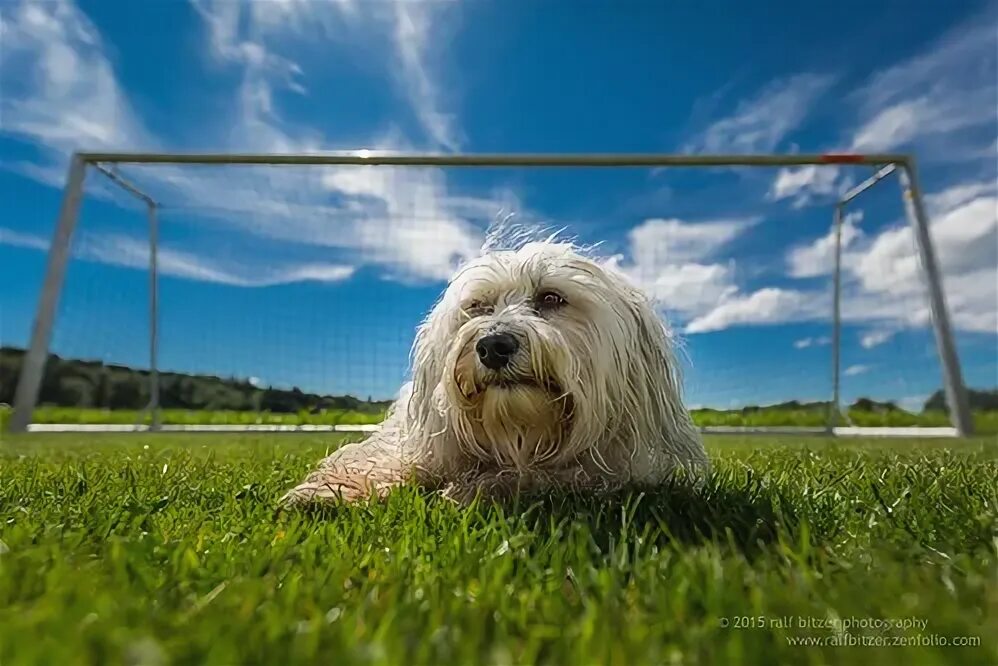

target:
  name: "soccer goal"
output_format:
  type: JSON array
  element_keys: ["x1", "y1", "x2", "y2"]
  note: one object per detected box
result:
[{"x1": 3, "y1": 151, "x2": 975, "y2": 437}]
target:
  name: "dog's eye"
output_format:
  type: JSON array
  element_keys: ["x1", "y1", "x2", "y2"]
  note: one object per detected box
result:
[
  {"x1": 465, "y1": 300, "x2": 493, "y2": 316},
  {"x1": 536, "y1": 291, "x2": 566, "y2": 310}
]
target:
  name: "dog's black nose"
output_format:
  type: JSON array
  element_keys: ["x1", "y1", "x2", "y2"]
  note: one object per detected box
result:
[{"x1": 475, "y1": 332, "x2": 519, "y2": 370}]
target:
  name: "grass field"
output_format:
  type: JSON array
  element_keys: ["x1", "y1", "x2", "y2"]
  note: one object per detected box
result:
[
  {"x1": 0, "y1": 406, "x2": 388, "y2": 428},
  {"x1": 1, "y1": 433, "x2": 995, "y2": 665},
  {"x1": 4, "y1": 405, "x2": 997, "y2": 433}
]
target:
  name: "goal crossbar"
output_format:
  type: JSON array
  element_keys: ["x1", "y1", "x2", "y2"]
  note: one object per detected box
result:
[
  {"x1": 6, "y1": 151, "x2": 974, "y2": 437},
  {"x1": 74, "y1": 151, "x2": 909, "y2": 167},
  {"x1": 21, "y1": 423, "x2": 960, "y2": 438}
]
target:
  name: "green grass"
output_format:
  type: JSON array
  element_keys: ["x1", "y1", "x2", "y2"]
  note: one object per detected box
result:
[
  {"x1": 0, "y1": 406, "x2": 387, "y2": 429},
  {"x1": 4, "y1": 405, "x2": 996, "y2": 434},
  {"x1": 1, "y1": 434, "x2": 995, "y2": 665},
  {"x1": 692, "y1": 407, "x2": 998, "y2": 433}
]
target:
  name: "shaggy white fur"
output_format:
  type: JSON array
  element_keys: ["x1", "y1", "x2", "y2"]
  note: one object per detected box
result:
[{"x1": 282, "y1": 240, "x2": 709, "y2": 505}]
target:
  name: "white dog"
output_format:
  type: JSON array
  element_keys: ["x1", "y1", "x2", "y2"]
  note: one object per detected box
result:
[{"x1": 283, "y1": 240, "x2": 709, "y2": 505}]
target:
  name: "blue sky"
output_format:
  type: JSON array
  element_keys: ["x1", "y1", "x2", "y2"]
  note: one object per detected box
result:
[{"x1": 1, "y1": 0, "x2": 996, "y2": 410}]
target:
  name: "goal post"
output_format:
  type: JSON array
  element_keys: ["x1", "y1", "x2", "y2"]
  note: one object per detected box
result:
[
  {"x1": 829, "y1": 164, "x2": 900, "y2": 432},
  {"x1": 6, "y1": 151, "x2": 975, "y2": 437}
]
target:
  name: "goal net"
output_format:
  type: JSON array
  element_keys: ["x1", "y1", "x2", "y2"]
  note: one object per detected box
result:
[{"x1": 2, "y1": 152, "x2": 982, "y2": 437}]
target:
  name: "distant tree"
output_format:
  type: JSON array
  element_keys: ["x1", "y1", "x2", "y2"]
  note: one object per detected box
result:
[
  {"x1": 109, "y1": 375, "x2": 146, "y2": 409},
  {"x1": 96, "y1": 368, "x2": 112, "y2": 409},
  {"x1": 924, "y1": 388, "x2": 998, "y2": 413},
  {"x1": 850, "y1": 398, "x2": 901, "y2": 413},
  {"x1": 260, "y1": 388, "x2": 299, "y2": 413},
  {"x1": 59, "y1": 376, "x2": 95, "y2": 407}
]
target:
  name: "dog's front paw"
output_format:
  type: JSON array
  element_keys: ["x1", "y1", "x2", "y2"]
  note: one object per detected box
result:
[
  {"x1": 435, "y1": 473, "x2": 521, "y2": 506},
  {"x1": 279, "y1": 468, "x2": 399, "y2": 507},
  {"x1": 436, "y1": 482, "x2": 484, "y2": 505}
]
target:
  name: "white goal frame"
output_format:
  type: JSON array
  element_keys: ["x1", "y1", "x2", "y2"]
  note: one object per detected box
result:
[{"x1": 6, "y1": 151, "x2": 974, "y2": 437}]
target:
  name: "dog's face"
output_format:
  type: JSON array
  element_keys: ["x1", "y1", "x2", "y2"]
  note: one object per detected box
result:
[{"x1": 408, "y1": 241, "x2": 687, "y2": 473}]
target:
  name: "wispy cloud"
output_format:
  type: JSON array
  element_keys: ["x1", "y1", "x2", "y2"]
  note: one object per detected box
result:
[
  {"x1": 687, "y1": 180, "x2": 997, "y2": 335},
  {"x1": 190, "y1": 0, "x2": 461, "y2": 151},
  {"x1": 690, "y1": 11, "x2": 998, "y2": 336},
  {"x1": 794, "y1": 336, "x2": 831, "y2": 349},
  {"x1": 844, "y1": 364, "x2": 870, "y2": 377},
  {"x1": 390, "y1": 1, "x2": 462, "y2": 151},
  {"x1": 0, "y1": 0, "x2": 154, "y2": 154},
  {"x1": 786, "y1": 211, "x2": 863, "y2": 278},
  {"x1": 685, "y1": 287, "x2": 825, "y2": 334},
  {"x1": 0, "y1": 227, "x2": 50, "y2": 251},
  {"x1": 757, "y1": 11, "x2": 996, "y2": 206},
  {"x1": 684, "y1": 73, "x2": 835, "y2": 153},
  {"x1": 848, "y1": 9, "x2": 997, "y2": 155},
  {"x1": 860, "y1": 330, "x2": 894, "y2": 349},
  {"x1": 768, "y1": 166, "x2": 852, "y2": 209},
  {"x1": 606, "y1": 217, "x2": 756, "y2": 321},
  {"x1": 0, "y1": 226, "x2": 355, "y2": 287},
  {"x1": 848, "y1": 189, "x2": 997, "y2": 333},
  {"x1": 1, "y1": 0, "x2": 504, "y2": 285},
  {"x1": 613, "y1": 188, "x2": 982, "y2": 338},
  {"x1": 114, "y1": 140, "x2": 497, "y2": 284},
  {"x1": 924, "y1": 181, "x2": 998, "y2": 217},
  {"x1": 626, "y1": 218, "x2": 754, "y2": 266}
]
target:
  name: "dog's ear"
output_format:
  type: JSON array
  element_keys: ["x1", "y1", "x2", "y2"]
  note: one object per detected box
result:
[
  {"x1": 403, "y1": 298, "x2": 473, "y2": 479},
  {"x1": 616, "y1": 281, "x2": 707, "y2": 475},
  {"x1": 407, "y1": 310, "x2": 445, "y2": 422},
  {"x1": 597, "y1": 262, "x2": 688, "y2": 424},
  {"x1": 404, "y1": 294, "x2": 456, "y2": 442}
]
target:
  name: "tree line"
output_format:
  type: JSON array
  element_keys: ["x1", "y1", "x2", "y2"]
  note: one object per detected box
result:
[
  {"x1": 1, "y1": 346, "x2": 994, "y2": 415},
  {"x1": 700, "y1": 392, "x2": 998, "y2": 415},
  {"x1": 0, "y1": 347, "x2": 391, "y2": 414}
]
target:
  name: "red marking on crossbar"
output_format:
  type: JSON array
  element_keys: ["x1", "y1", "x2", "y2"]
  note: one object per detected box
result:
[{"x1": 821, "y1": 153, "x2": 866, "y2": 164}]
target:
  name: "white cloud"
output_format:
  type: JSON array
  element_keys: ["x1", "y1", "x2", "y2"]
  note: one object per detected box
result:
[
  {"x1": 768, "y1": 165, "x2": 851, "y2": 209},
  {"x1": 685, "y1": 73, "x2": 835, "y2": 153},
  {"x1": 821, "y1": 188, "x2": 994, "y2": 334},
  {"x1": 702, "y1": 181, "x2": 997, "y2": 335},
  {"x1": 626, "y1": 217, "x2": 753, "y2": 266},
  {"x1": 849, "y1": 11, "x2": 997, "y2": 154},
  {"x1": 2, "y1": 0, "x2": 502, "y2": 285},
  {"x1": 607, "y1": 217, "x2": 755, "y2": 320},
  {"x1": 658, "y1": 16, "x2": 996, "y2": 338},
  {"x1": 123, "y1": 163, "x2": 495, "y2": 284},
  {"x1": 843, "y1": 364, "x2": 870, "y2": 377},
  {"x1": 391, "y1": 1, "x2": 462, "y2": 151},
  {"x1": 317, "y1": 168, "x2": 488, "y2": 282},
  {"x1": 102, "y1": 150, "x2": 499, "y2": 284},
  {"x1": 189, "y1": 0, "x2": 316, "y2": 151},
  {"x1": 850, "y1": 98, "x2": 929, "y2": 153},
  {"x1": 924, "y1": 181, "x2": 998, "y2": 217},
  {"x1": 731, "y1": 9, "x2": 995, "y2": 208},
  {"x1": 0, "y1": 0, "x2": 153, "y2": 153},
  {"x1": 191, "y1": 0, "x2": 460, "y2": 151},
  {"x1": 849, "y1": 96, "x2": 994, "y2": 153},
  {"x1": 845, "y1": 190, "x2": 997, "y2": 333},
  {"x1": 686, "y1": 288, "x2": 826, "y2": 334},
  {"x1": 786, "y1": 211, "x2": 863, "y2": 278},
  {"x1": 629, "y1": 262, "x2": 740, "y2": 316},
  {"x1": 794, "y1": 336, "x2": 831, "y2": 349},
  {"x1": 0, "y1": 227, "x2": 356, "y2": 287},
  {"x1": 619, "y1": 189, "x2": 980, "y2": 338},
  {"x1": 860, "y1": 330, "x2": 894, "y2": 349},
  {"x1": 770, "y1": 166, "x2": 837, "y2": 200},
  {"x1": 0, "y1": 227, "x2": 50, "y2": 251}
]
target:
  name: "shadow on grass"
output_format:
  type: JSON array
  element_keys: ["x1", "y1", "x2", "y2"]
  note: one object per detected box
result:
[
  {"x1": 280, "y1": 471, "x2": 818, "y2": 560},
  {"x1": 492, "y1": 478, "x2": 810, "y2": 558}
]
